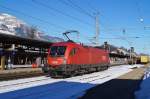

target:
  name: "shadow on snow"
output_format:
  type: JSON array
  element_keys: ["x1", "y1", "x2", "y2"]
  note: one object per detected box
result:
[{"x1": 0, "y1": 78, "x2": 142, "y2": 99}]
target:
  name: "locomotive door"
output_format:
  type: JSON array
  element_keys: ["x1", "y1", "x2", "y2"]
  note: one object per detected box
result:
[{"x1": 69, "y1": 48, "x2": 78, "y2": 64}]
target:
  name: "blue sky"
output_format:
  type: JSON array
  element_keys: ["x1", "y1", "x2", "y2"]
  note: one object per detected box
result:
[{"x1": 0, "y1": 0, "x2": 150, "y2": 54}]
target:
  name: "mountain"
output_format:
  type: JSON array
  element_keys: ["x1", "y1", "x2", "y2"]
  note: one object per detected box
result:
[
  {"x1": 0, "y1": 13, "x2": 64, "y2": 42},
  {"x1": 0, "y1": 13, "x2": 25, "y2": 35}
]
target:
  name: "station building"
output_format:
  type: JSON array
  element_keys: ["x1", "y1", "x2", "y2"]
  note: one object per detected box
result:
[
  {"x1": 99, "y1": 42, "x2": 138, "y2": 65},
  {"x1": 0, "y1": 33, "x2": 139, "y2": 70},
  {"x1": 0, "y1": 33, "x2": 51, "y2": 70}
]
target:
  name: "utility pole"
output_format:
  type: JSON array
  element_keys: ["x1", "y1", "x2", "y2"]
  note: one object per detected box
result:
[
  {"x1": 95, "y1": 12, "x2": 100, "y2": 46},
  {"x1": 130, "y1": 47, "x2": 134, "y2": 65}
]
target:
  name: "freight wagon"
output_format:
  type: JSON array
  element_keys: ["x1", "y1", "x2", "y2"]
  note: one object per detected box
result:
[{"x1": 140, "y1": 56, "x2": 149, "y2": 64}]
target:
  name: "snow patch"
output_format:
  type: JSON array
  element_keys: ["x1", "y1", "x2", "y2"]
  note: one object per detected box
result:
[{"x1": 0, "y1": 64, "x2": 144, "y2": 99}]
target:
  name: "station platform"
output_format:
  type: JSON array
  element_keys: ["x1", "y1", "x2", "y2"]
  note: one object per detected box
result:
[{"x1": 0, "y1": 68, "x2": 44, "y2": 81}]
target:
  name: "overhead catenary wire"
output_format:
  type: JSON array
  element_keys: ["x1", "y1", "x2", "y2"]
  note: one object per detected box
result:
[
  {"x1": 1, "y1": 1, "x2": 144, "y2": 43},
  {"x1": 59, "y1": 0, "x2": 149, "y2": 49},
  {"x1": 31, "y1": 0, "x2": 97, "y2": 40},
  {"x1": 58, "y1": 0, "x2": 99, "y2": 43},
  {"x1": 60, "y1": 0, "x2": 99, "y2": 45},
  {"x1": 58, "y1": 0, "x2": 125, "y2": 33},
  {"x1": 59, "y1": 0, "x2": 95, "y2": 19},
  {"x1": 0, "y1": 4, "x2": 67, "y2": 31},
  {"x1": 32, "y1": 0, "x2": 94, "y2": 27},
  {"x1": 99, "y1": 36, "x2": 141, "y2": 39},
  {"x1": 67, "y1": 0, "x2": 95, "y2": 18},
  {"x1": 86, "y1": 0, "x2": 98, "y2": 13},
  {"x1": 59, "y1": 0, "x2": 148, "y2": 44}
]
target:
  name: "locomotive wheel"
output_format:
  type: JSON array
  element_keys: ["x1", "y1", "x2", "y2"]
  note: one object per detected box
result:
[
  {"x1": 63, "y1": 73, "x2": 71, "y2": 78},
  {"x1": 96, "y1": 67, "x2": 100, "y2": 72},
  {"x1": 70, "y1": 71, "x2": 77, "y2": 77},
  {"x1": 63, "y1": 71, "x2": 76, "y2": 78}
]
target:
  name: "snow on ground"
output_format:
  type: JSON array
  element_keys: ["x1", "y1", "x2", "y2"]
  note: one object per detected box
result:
[
  {"x1": 0, "y1": 77, "x2": 63, "y2": 94},
  {"x1": 135, "y1": 66, "x2": 150, "y2": 99},
  {"x1": 0, "y1": 64, "x2": 143, "y2": 99}
]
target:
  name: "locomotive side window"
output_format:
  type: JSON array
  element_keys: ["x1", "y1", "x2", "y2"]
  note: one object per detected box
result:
[
  {"x1": 50, "y1": 46, "x2": 66, "y2": 57},
  {"x1": 70, "y1": 48, "x2": 77, "y2": 56}
]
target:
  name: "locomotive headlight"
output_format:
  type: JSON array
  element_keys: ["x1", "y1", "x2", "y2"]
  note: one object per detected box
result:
[
  {"x1": 52, "y1": 61, "x2": 58, "y2": 64},
  {"x1": 63, "y1": 58, "x2": 67, "y2": 64}
]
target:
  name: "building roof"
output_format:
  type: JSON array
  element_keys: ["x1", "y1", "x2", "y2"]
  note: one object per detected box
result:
[{"x1": 0, "y1": 32, "x2": 52, "y2": 48}]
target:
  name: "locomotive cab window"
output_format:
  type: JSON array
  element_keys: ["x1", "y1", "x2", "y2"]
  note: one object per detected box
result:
[
  {"x1": 50, "y1": 46, "x2": 66, "y2": 57},
  {"x1": 70, "y1": 48, "x2": 77, "y2": 56}
]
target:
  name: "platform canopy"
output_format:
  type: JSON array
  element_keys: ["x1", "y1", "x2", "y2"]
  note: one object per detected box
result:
[{"x1": 0, "y1": 33, "x2": 52, "y2": 48}]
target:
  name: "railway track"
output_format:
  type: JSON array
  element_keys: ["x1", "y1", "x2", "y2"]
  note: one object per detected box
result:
[
  {"x1": 0, "y1": 73, "x2": 113, "y2": 98},
  {"x1": 0, "y1": 73, "x2": 44, "y2": 81},
  {"x1": 0, "y1": 77, "x2": 50, "y2": 88},
  {"x1": 0, "y1": 71, "x2": 110, "y2": 90},
  {"x1": 0, "y1": 64, "x2": 131, "y2": 81},
  {"x1": 0, "y1": 65, "x2": 135, "y2": 96},
  {"x1": 1, "y1": 64, "x2": 144, "y2": 99},
  {"x1": 0, "y1": 69, "x2": 45, "y2": 81}
]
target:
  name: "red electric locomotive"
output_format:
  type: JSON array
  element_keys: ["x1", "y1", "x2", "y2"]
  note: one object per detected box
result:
[{"x1": 42, "y1": 41, "x2": 110, "y2": 77}]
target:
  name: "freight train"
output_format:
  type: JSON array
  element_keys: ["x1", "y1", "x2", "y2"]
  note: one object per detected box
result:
[
  {"x1": 140, "y1": 56, "x2": 149, "y2": 64},
  {"x1": 42, "y1": 41, "x2": 110, "y2": 77}
]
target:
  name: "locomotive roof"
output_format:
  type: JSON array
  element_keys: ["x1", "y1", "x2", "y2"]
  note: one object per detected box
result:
[
  {"x1": 52, "y1": 42, "x2": 107, "y2": 51},
  {"x1": 52, "y1": 41, "x2": 78, "y2": 46}
]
